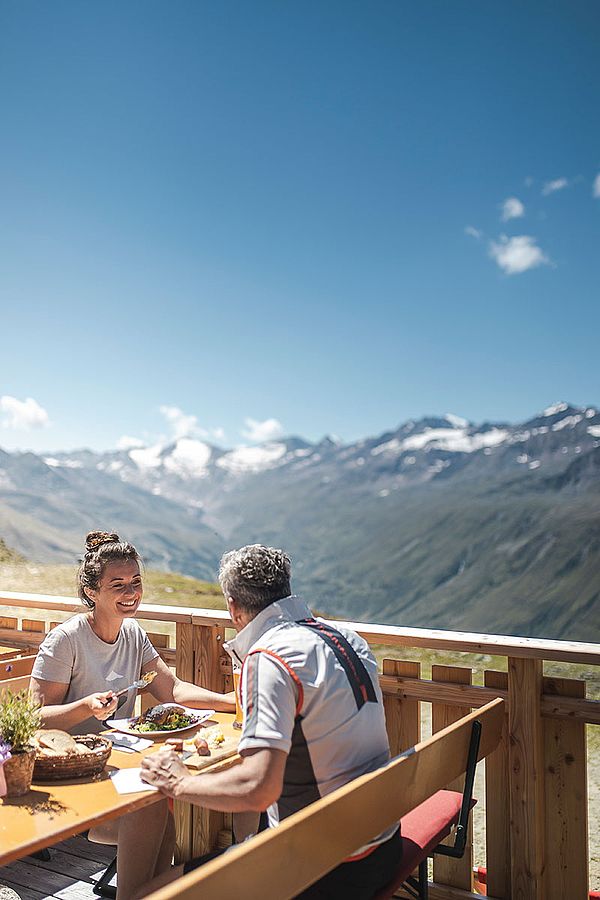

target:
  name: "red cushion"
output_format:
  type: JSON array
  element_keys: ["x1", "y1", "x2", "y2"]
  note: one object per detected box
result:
[{"x1": 373, "y1": 790, "x2": 476, "y2": 900}]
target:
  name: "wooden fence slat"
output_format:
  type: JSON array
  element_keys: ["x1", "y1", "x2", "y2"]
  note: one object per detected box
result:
[
  {"x1": 382, "y1": 659, "x2": 421, "y2": 756},
  {"x1": 380, "y1": 673, "x2": 600, "y2": 724},
  {"x1": 21, "y1": 619, "x2": 46, "y2": 633},
  {"x1": 174, "y1": 622, "x2": 195, "y2": 864},
  {"x1": 432, "y1": 665, "x2": 473, "y2": 892},
  {"x1": 484, "y1": 670, "x2": 511, "y2": 900},
  {"x1": 0, "y1": 674, "x2": 32, "y2": 693},
  {"x1": 0, "y1": 656, "x2": 36, "y2": 680},
  {"x1": 508, "y1": 657, "x2": 545, "y2": 900},
  {"x1": 146, "y1": 632, "x2": 170, "y2": 648},
  {"x1": 192, "y1": 624, "x2": 228, "y2": 858},
  {"x1": 543, "y1": 676, "x2": 588, "y2": 900}
]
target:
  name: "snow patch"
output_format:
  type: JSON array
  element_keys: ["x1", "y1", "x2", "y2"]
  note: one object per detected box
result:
[
  {"x1": 543, "y1": 402, "x2": 568, "y2": 417},
  {"x1": 371, "y1": 438, "x2": 401, "y2": 456},
  {"x1": 217, "y1": 443, "x2": 286, "y2": 474},
  {"x1": 445, "y1": 413, "x2": 468, "y2": 428},
  {"x1": 585, "y1": 408, "x2": 596, "y2": 419},
  {"x1": 401, "y1": 427, "x2": 508, "y2": 453},
  {"x1": 528, "y1": 460, "x2": 541, "y2": 470},
  {"x1": 164, "y1": 439, "x2": 211, "y2": 479},
  {"x1": 129, "y1": 444, "x2": 163, "y2": 470},
  {"x1": 552, "y1": 414, "x2": 582, "y2": 431},
  {"x1": 43, "y1": 457, "x2": 82, "y2": 469},
  {"x1": 587, "y1": 425, "x2": 600, "y2": 438}
]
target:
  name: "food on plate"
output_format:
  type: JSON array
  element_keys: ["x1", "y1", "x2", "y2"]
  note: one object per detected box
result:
[
  {"x1": 130, "y1": 704, "x2": 198, "y2": 733},
  {"x1": 165, "y1": 738, "x2": 184, "y2": 751},
  {"x1": 33, "y1": 729, "x2": 92, "y2": 758}
]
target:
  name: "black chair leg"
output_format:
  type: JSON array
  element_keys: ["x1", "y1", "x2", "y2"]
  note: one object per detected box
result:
[
  {"x1": 93, "y1": 855, "x2": 117, "y2": 899},
  {"x1": 418, "y1": 859, "x2": 429, "y2": 899},
  {"x1": 30, "y1": 848, "x2": 52, "y2": 861}
]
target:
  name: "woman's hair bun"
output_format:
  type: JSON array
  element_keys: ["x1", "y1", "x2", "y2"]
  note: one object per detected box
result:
[{"x1": 85, "y1": 531, "x2": 120, "y2": 553}]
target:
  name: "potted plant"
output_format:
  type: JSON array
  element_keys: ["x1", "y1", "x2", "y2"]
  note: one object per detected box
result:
[{"x1": 0, "y1": 689, "x2": 42, "y2": 797}]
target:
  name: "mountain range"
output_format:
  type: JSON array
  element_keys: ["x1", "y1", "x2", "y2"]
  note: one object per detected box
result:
[{"x1": 1, "y1": 401, "x2": 599, "y2": 641}]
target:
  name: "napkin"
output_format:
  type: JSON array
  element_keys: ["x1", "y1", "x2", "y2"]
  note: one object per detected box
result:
[
  {"x1": 110, "y1": 767, "x2": 158, "y2": 795},
  {"x1": 109, "y1": 734, "x2": 153, "y2": 752}
]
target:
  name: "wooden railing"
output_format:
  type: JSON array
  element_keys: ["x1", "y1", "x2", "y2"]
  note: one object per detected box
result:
[{"x1": 1, "y1": 590, "x2": 599, "y2": 900}]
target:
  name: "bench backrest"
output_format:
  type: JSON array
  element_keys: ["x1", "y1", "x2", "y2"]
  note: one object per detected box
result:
[
  {"x1": 0, "y1": 654, "x2": 37, "y2": 695},
  {"x1": 149, "y1": 697, "x2": 505, "y2": 900}
]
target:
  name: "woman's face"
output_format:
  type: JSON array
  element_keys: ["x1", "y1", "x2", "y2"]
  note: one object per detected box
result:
[{"x1": 89, "y1": 559, "x2": 143, "y2": 619}]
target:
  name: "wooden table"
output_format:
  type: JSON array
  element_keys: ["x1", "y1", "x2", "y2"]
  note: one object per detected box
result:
[
  {"x1": 0, "y1": 712, "x2": 239, "y2": 867},
  {"x1": 0, "y1": 645, "x2": 22, "y2": 661}
]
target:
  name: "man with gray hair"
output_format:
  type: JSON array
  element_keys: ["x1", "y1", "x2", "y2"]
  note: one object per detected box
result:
[{"x1": 142, "y1": 544, "x2": 401, "y2": 898}]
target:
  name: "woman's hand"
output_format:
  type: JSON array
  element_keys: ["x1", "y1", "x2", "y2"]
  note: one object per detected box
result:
[
  {"x1": 86, "y1": 691, "x2": 118, "y2": 720},
  {"x1": 141, "y1": 747, "x2": 191, "y2": 797}
]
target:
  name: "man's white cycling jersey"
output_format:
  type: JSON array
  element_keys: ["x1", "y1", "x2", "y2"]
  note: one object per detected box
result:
[{"x1": 224, "y1": 595, "x2": 398, "y2": 854}]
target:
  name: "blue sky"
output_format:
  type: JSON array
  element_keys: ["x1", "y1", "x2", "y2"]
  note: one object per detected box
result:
[{"x1": 1, "y1": 1, "x2": 599, "y2": 452}]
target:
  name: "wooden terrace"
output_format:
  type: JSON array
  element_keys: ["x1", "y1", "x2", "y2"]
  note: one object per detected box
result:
[{"x1": 1, "y1": 590, "x2": 599, "y2": 899}]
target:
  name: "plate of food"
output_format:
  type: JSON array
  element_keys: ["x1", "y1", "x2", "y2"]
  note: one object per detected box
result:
[{"x1": 107, "y1": 703, "x2": 215, "y2": 738}]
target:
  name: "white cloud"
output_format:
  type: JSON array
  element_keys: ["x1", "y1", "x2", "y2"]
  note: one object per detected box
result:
[
  {"x1": 542, "y1": 177, "x2": 568, "y2": 196},
  {"x1": 159, "y1": 405, "x2": 199, "y2": 440},
  {"x1": 489, "y1": 235, "x2": 550, "y2": 275},
  {"x1": 500, "y1": 197, "x2": 525, "y2": 222},
  {"x1": 464, "y1": 225, "x2": 482, "y2": 239},
  {"x1": 0, "y1": 395, "x2": 49, "y2": 429},
  {"x1": 117, "y1": 435, "x2": 146, "y2": 450},
  {"x1": 242, "y1": 417, "x2": 284, "y2": 443},
  {"x1": 158, "y1": 405, "x2": 225, "y2": 444},
  {"x1": 593, "y1": 173, "x2": 600, "y2": 199}
]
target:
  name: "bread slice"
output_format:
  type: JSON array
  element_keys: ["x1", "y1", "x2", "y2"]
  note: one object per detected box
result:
[{"x1": 34, "y1": 729, "x2": 79, "y2": 756}]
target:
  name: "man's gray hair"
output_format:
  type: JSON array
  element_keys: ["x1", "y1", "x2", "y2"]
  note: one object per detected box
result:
[{"x1": 218, "y1": 544, "x2": 292, "y2": 614}]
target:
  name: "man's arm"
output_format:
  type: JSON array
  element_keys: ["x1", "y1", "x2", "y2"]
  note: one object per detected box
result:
[{"x1": 140, "y1": 746, "x2": 287, "y2": 812}]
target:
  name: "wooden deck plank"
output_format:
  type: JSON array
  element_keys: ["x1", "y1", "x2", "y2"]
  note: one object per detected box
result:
[
  {"x1": 0, "y1": 836, "x2": 114, "y2": 900},
  {"x1": 0, "y1": 879, "x2": 47, "y2": 899}
]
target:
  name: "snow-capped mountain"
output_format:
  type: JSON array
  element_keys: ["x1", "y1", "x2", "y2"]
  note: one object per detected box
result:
[{"x1": 1, "y1": 402, "x2": 599, "y2": 640}]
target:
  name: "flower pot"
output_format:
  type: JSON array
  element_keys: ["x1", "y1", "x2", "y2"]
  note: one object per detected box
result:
[{"x1": 2, "y1": 747, "x2": 35, "y2": 797}]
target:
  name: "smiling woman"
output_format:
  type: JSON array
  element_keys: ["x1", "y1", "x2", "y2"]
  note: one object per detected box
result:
[
  {"x1": 30, "y1": 531, "x2": 235, "y2": 734},
  {"x1": 28, "y1": 530, "x2": 235, "y2": 900}
]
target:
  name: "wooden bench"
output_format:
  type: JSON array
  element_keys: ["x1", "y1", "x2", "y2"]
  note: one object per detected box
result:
[
  {"x1": 147, "y1": 697, "x2": 505, "y2": 900},
  {"x1": 0, "y1": 654, "x2": 36, "y2": 694}
]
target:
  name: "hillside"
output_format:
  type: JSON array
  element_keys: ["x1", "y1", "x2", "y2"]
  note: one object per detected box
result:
[{"x1": 1, "y1": 402, "x2": 599, "y2": 641}]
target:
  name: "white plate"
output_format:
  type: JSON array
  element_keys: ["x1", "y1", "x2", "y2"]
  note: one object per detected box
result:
[{"x1": 107, "y1": 704, "x2": 215, "y2": 738}]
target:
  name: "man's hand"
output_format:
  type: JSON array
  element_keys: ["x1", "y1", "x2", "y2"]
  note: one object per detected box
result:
[{"x1": 141, "y1": 747, "x2": 191, "y2": 797}]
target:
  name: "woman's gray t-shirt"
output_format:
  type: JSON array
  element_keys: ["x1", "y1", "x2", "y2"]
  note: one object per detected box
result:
[{"x1": 32, "y1": 614, "x2": 159, "y2": 734}]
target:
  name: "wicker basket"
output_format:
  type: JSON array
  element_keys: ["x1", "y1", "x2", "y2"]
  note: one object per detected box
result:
[{"x1": 33, "y1": 735, "x2": 112, "y2": 782}]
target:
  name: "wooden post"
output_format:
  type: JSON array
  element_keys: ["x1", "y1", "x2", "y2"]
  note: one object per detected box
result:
[
  {"x1": 432, "y1": 665, "x2": 474, "y2": 892},
  {"x1": 174, "y1": 622, "x2": 195, "y2": 864},
  {"x1": 192, "y1": 623, "x2": 228, "y2": 858},
  {"x1": 543, "y1": 676, "x2": 588, "y2": 900},
  {"x1": 508, "y1": 657, "x2": 545, "y2": 900},
  {"x1": 484, "y1": 670, "x2": 511, "y2": 900},
  {"x1": 382, "y1": 659, "x2": 421, "y2": 755}
]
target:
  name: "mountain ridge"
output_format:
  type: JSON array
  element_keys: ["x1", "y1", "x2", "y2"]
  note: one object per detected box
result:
[{"x1": 1, "y1": 401, "x2": 599, "y2": 641}]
